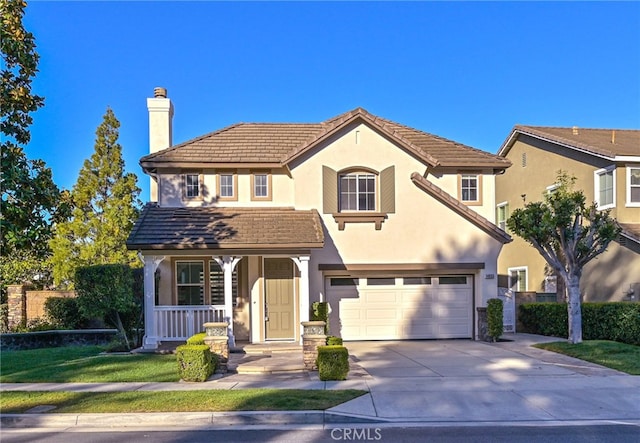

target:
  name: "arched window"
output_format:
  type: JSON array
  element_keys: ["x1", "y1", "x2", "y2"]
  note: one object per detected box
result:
[{"x1": 339, "y1": 170, "x2": 376, "y2": 211}]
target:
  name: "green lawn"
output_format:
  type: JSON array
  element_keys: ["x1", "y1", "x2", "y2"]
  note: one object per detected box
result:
[
  {"x1": 0, "y1": 390, "x2": 367, "y2": 413},
  {"x1": 534, "y1": 340, "x2": 640, "y2": 375},
  {"x1": 0, "y1": 346, "x2": 179, "y2": 382}
]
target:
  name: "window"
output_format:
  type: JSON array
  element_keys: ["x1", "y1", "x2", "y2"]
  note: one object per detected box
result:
[
  {"x1": 459, "y1": 174, "x2": 482, "y2": 204},
  {"x1": 439, "y1": 276, "x2": 467, "y2": 285},
  {"x1": 251, "y1": 172, "x2": 271, "y2": 200},
  {"x1": 403, "y1": 277, "x2": 432, "y2": 285},
  {"x1": 209, "y1": 261, "x2": 238, "y2": 306},
  {"x1": 546, "y1": 183, "x2": 560, "y2": 195},
  {"x1": 496, "y1": 202, "x2": 509, "y2": 231},
  {"x1": 367, "y1": 278, "x2": 395, "y2": 286},
  {"x1": 217, "y1": 173, "x2": 237, "y2": 200},
  {"x1": 339, "y1": 173, "x2": 376, "y2": 211},
  {"x1": 594, "y1": 166, "x2": 615, "y2": 209},
  {"x1": 176, "y1": 261, "x2": 204, "y2": 305},
  {"x1": 508, "y1": 267, "x2": 527, "y2": 292},
  {"x1": 184, "y1": 174, "x2": 201, "y2": 199},
  {"x1": 627, "y1": 166, "x2": 640, "y2": 206},
  {"x1": 330, "y1": 278, "x2": 359, "y2": 286}
]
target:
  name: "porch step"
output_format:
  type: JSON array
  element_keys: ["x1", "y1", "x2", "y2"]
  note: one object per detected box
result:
[
  {"x1": 232, "y1": 342, "x2": 302, "y2": 355},
  {"x1": 229, "y1": 352, "x2": 306, "y2": 374}
]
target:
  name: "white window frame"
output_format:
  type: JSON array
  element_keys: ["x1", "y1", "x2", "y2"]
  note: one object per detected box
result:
[
  {"x1": 594, "y1": 166, "x2": 616, "y2": 210},
  {"x1": 546, "y1": 183, "x2": 560, "y2": 195},
  {"x1": 184, "y1": 173, "x2": 201, "y2": 199},
  {"x1": 496, "y1": 201, "x2": 509, "y2": 231},
  {"x1": 175, "y1": 260, "x2": 205, "y2": 306},
  {"x1": 339, "y1": 172, "x2": 377, "y2": 212},
  {"x1": 219, "y1": 173, "x2": 235, "y2": 199},
  {"x1": 626, "y1": 165, "x2": 640, "y2": 207},
  {"x1": 507, "y1": 266, "x2": 528, "y2": 292}
]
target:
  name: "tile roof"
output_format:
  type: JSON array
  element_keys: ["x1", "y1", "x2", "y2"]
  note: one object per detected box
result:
[
  {"x1": 619, "y1": 223, "x2": 640, "y2": 245},
  {"x1": 410, "y1": 173, "x2": 512, "y2": 244},
  {"x1": 500, "y1": 126, "x2": 640, "y2": 159},
  {"x1": 126, "y1": 205, "x2": 324, "y2": 250},
  {"x1": 141, "y1": 108, "x2": 511, "y2": 170}
]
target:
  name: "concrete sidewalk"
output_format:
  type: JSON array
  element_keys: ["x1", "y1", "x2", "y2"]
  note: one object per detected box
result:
[{"x1": 2, "y1": 333, "x2": 640, "y2": 429}]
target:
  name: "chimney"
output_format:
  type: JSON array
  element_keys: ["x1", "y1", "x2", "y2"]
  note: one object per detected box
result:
[
  {"x1": 572, "y1": 126, "x2": 579, "y2": 135},
  {"x1": 611, "y1": 130, "x2": 616, "y2": 144},
  {"x1": 147, "y1": 87, "x2": 174, "y2": 202}
]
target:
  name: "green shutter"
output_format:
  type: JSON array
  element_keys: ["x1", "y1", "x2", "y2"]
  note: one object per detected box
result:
[
  {"x1": 323, "y1": 166, "x2": 338, "y2": 214},
  {"x1": 380, "y1": 166, "x2": 395, "y2": 214}
]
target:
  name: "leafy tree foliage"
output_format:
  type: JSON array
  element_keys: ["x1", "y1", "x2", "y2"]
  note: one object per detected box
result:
[
  {"x1": 1, "y1": 0, "x2": 61, "y2": 297},
  {"x1": 507, "y1": 172, "x2": 620, "y2": 344},
  {"x1": 50, "y1": 108, "x2": 141, "y2": 287}
]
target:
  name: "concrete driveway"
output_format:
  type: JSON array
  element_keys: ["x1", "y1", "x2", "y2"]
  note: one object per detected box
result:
[{"x1": 329, "y1": 334, "x2": 640, "y2": 423}]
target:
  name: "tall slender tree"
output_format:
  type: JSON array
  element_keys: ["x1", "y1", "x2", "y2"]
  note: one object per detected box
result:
[
  {"x1": 1, "y1": 0, "x2": 61, "y2": 295},
  {"x1": 507, "y1": 172, "x2": 620, "y2": 344},
  {"x1": 50, "y1": 108, "x2": 142, "y2": 287}
]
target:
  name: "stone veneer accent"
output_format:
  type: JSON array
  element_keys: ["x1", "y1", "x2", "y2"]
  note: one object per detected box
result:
[
  {"x1": 302, "y1": 321, "x2": 327, "y2": 370},
  {"x1": 0, "y1": 329, "x2": 118, "y2": 351},
  {"x1": 203, "y1": 322, "x2": 229, "y2": 373},
  {"x1": 476, "y1": 307, "x2": 489, "y2": 342},
  {"x1": 6, "y1": 284, "x2": 28, "y2": 330}
]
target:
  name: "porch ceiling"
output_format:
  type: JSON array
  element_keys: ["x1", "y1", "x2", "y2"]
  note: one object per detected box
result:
[{"x1": 126, "y1": 204, "x2": 325, "y2": 250}]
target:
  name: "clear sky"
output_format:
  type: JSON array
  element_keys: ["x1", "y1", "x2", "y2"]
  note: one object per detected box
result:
[{"x1": 22, "y1": 1, "x2": 640, "y2": 201}]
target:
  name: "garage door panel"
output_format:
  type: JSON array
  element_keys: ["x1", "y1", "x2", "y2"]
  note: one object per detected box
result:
[
  {"x1": 400, "y1": 291, "x2": 434, "y2": 303},
  {"x1": 365, "y1": 292, "x2": 398, "y2": 303}
]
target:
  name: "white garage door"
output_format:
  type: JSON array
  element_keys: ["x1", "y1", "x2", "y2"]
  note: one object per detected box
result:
[{"x1": 326, "y1": 275, "x2": 473, "y2": 341}]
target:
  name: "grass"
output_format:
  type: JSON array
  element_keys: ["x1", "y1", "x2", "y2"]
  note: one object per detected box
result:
[
  {"x1": 534, "y1": 340, "x2": 640, "y2": 375},
  {"x1": 0, "y1": 346, "x2": 179, "y2": 382},
  {"x1": 0, "y1": 390, "x2": 367, "y2": 413}
]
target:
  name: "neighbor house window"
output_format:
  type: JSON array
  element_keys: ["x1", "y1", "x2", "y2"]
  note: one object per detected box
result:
[
  {"x1": 459, "y1": 174, "x2": 482, "y2": 204},
  {"x1": 209, "y1": 261, "x2": 238, "y2": 306},
  {"x1": 594, "y1": 166, "x2": 615, "y2": 209},
  {"x1": 496, "y1": 202, "x2": 509, "y2": 231},
  {"x1": 184, "y1": 174, "x2": 201, "y2": 199},
  {"x1": 627, "y1": 166, "x2": 640, "y2": 206},
  {"x1": 251, "y1": 172, "x2": 271, "y2": 200},
  {"x1": 176, "y1": 261, "x2": 204, "y2": 305},
  {"x1": 508, "y1": 267, "x2": 527, "y2": 292},
  {"x1": 217, "y1": 173, "x2": 237, "y2": 200},
  {"x1": 339, "y1": 172, "x2": 376, "y2": 211}
]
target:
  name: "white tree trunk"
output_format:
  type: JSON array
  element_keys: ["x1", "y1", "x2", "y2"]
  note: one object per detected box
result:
[{"x1": 566, "y1": 274, "x2": 582, "y2": 344}]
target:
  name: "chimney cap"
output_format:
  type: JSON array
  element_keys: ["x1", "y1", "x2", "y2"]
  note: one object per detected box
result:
[
  {"x1": 154, "y1": 87, "x2": 167, "y2": 98},
  {"x1": 572, "y1": 126, "x2": 579, "y2": 135}
]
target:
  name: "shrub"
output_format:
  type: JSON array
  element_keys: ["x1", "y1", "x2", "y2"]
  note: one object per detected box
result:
[
  {"x1": 317, "y1": 345, "x2": 349, "y2": 381},
  {"x1": 187, "y1": 332, "x2": 206, "y2": 345},
  {"x1": 326, "y1": 336, "x2": 343, "y2": 346},
  {"x1": 487, "y1": 298, "x2": 504, "y2": 342},
  {"x1": 519, "y1": 302, "x2": 640, "y2": 345},
  {"x1": 105, "y1": 336, "x2": 131, "y2": 353},
  {"x1": 44, "y1": 297, "x2": 85, "y2": 329},
  {"x1": 12, "y1": 317, "x2": 57, "y2": 332},
  {"x1": 0, "y1": 304, "x2": 8, "y2": 333},
  {"x1": 176, "y1": 344, "x2": 215, "y2": 382},
  {"x1": 311, "y1": 302, "x2": 329, "y2": 334}
]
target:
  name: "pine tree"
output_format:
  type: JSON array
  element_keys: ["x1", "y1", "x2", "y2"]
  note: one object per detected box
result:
[{"x1": 50, "y1": 108, "x2": 142, "y2": 287}]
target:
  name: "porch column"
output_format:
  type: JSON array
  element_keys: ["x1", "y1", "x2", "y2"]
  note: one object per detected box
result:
[
  {"x1": 213, "y1": 256, "x2": 241, "y2": 348},
  {"x1": 138, "y1": 253, "x2": 165, "y2": 350},
  {"x1": 292, "y1": 256, "x2": 311, "y2": 344}
]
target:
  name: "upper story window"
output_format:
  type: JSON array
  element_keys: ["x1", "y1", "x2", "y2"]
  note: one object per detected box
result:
[
  {"x1": 217, "y1": 172, "x2": 237, "y2": 201},
  {"x1": 496, "y1": 202, "x2": 509, "y2": 231},
  {"x1": 594, "y1": 166, "x2": 615, "y2": 210},
  {"x1": 627, "y1": 166, "x2": 640, "y2": 207},
  {"x1": 459, "y1": 174, "x2": 482, "y2": 205},
  {"x1": 184, "y1": 173, "x2": 201, "y2": 199},
  {"x1": 251, "y1": 172, "x2": 272, "y2": 201},
  {"x1": 508, "y1": 267, "x2": 527, "y2": 292},
  {"x1": 339, "y1": 172, "x2": 376, "y2": 211}
]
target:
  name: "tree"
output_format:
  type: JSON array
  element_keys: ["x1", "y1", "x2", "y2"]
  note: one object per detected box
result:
[
  {"x1": 50, "y1": 108, "x2": 142, "y2": 287},
  {"x1": 1, "y1": 0, "x2": 61, "y2": 296},
  {"x1": 507, "y1": 172, "x2": 620, "y2": 344}
]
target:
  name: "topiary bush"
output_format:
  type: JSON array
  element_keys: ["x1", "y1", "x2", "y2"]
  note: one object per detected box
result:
[
  {"x1": 310, "y1": 302, "x2": 329, "y2": 334},
  {"x1": 317, "y1": 345, "x2": 349, "y2": 381},
  {"x1": 44, "y1": 297, "x2": 86, "y2": 329},
  {"x1": 326, "y1": 336, "x2": 343, "y2": 346},
  {"x1": 186, "y1": 332, "x2": 206, "y2": 345},
  {"x1": 176, "y1": 344, "x2": 215, "y2": 382},
  {"x1": 487, "y1": 298, "x2": 504, "y2": 342}
]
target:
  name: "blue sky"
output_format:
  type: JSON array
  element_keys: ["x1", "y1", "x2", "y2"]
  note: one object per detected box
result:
[{"x1": 23, "y1": 1, "x2": 640, "y2": 201}]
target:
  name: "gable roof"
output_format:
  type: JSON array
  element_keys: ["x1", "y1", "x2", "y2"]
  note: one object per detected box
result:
[
  {"x1": 141, "y1": 108, "x2": 511, "y2": 171},
  {"x1": 126, "y1": 205, "x2": 324, "y2": 250},
  {"x1": 498, "y1": 125, "x2": 640, "y2": 160},
  {"x1": 410, "y1": 173, "x2": 512, "y2": 244},
  {"x1": 619, "y1": 223, "x2": 640, "y2": 246}
]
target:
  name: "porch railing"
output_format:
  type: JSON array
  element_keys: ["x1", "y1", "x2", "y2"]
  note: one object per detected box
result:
[{"x1": 154, "y1": 305, "x2": 226, "y2": 341}]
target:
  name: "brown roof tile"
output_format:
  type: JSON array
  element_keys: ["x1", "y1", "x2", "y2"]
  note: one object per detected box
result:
[
  {"x1": 410, "y1": 173, "x2": 512, "y2": 244},
  {"x1": 141, "y1": 108, "x2": 510, "y2": 170},
  {"x1": 619, "y1": 223, "x2": 640, "y2": 245},
  {"x1": 501, "y1": 126, "x2": 640, "y2": 159},
  {"x1": 126, "y1": 205, "x2": 324, "y2": 250}
]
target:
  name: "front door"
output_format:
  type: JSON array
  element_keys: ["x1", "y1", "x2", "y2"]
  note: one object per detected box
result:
[{"x1": 264, "y1": 258, "x2": 295, "y2": 340}]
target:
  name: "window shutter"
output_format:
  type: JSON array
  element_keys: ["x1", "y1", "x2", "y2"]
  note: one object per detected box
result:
[
  {"x1": 380, "y1": 166, "x2": 395, "y2": 214},
  {"x1": 322, "y1": 166, "x2": 338, "y2": 214}
]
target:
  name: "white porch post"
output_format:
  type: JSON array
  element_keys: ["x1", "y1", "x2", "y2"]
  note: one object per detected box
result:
[
  {"x1": 138, "y1": 253, "x2": 165, "y2": 350},
  {"x1": 292, "y1": 256, "x2": 310, "y2": 344},
  {"x1": 214, "y1": 256, "x2": 241, "y2": 348}
]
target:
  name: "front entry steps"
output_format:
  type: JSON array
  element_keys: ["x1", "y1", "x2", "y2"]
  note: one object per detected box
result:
[{"x1": 230, "y1": 342, "x2": 306, "y2": 374}]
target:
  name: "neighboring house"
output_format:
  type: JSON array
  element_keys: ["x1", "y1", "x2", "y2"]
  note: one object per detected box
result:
[
  {"x1": 127, "y1": 88, "x2": 511, "y2": 350},
  {"x1": 496, "y1": 125, "x2": 640, "y2": 302}
]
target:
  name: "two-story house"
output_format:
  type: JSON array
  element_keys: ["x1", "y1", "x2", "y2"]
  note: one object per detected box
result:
[
  {"x1": 495, "y1": 125, "x2": 640, "y2": 303},
  {"x1": 127, "y1": 88, "x2": 512, "y2": 350}
]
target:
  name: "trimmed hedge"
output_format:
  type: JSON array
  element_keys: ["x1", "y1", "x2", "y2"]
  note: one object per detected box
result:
[
  {"x1": 317, "y1": 345, "x2": 349, "y2": 381},
  {"x1": 176, "y1": 344, "x2": 215, "y2": 382},
  {"x1": 44, "y1": 297, "x2": 85, "y2": 329},
  {"x1": 487, "y1": 298, "x2": 504, "y2": 342},
  {"x1": 519, "y1": 302, "x2": 640, "y2": 345},
  {"x1": 326, "y1": 336, "x2": 343, "y2": 346},
  {"x1": 186, "y1": 332, "x2": 206, "y2": 345}
]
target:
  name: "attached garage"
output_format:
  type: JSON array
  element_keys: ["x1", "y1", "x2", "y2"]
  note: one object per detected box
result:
[{"x1": 326, "y1": 275, "x2": 473, "y2": 341}]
